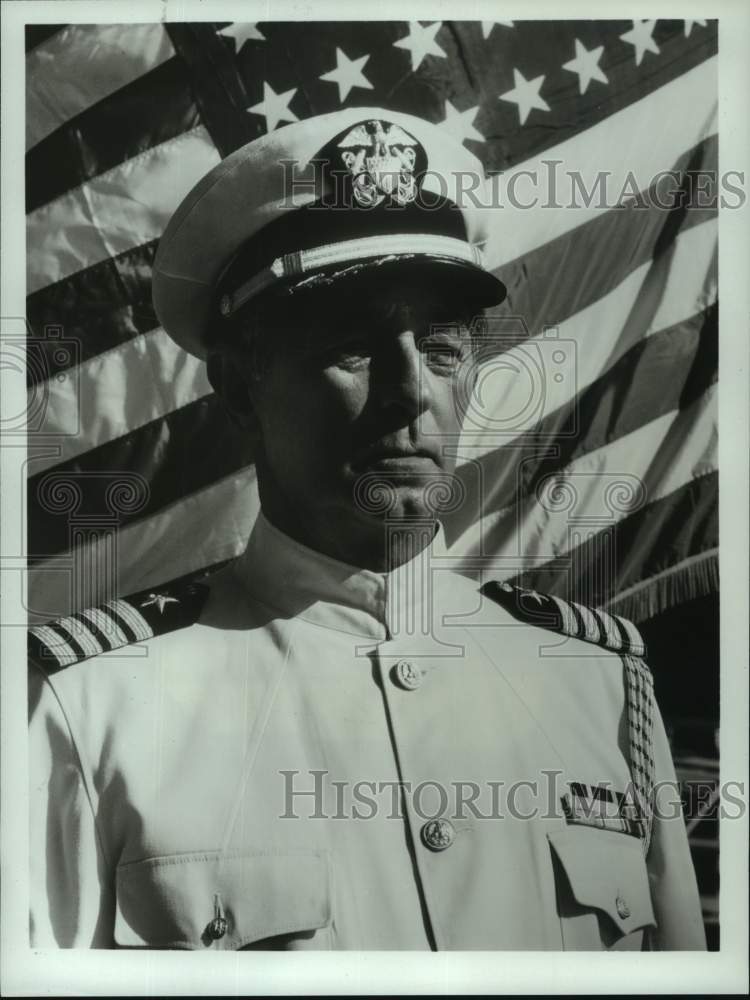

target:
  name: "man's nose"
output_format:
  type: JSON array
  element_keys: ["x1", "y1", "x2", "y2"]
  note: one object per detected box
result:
[{"x1": 374, "y1": 330, "x2": 432, "y2": 419}]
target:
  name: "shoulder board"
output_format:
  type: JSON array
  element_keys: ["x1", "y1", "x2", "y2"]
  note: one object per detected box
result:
[
  {"x1": 28, "y1": 580, "x2": 210, "y2": 673},
  {"x1": 483, "y1": 580, "x2": 654, "y2": 853},
  {"x1": 481, "y1": 580, "x2": 647, "y2": 659}
]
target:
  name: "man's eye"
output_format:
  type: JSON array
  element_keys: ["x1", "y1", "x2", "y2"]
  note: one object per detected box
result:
[
  {"x1": 320, "y1": 338, "x2": 372, "y2": 369},
  {"x1": 421, "y1": 340, "x2": 467, "y2": 369}
]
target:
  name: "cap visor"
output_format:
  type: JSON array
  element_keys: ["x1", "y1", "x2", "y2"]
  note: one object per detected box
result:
[{"x1": 273, "y1": 253, "x2": 507, "y2": 308}]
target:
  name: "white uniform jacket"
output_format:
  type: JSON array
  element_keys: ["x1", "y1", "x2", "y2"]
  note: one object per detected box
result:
[{"x1": 29, "y1": 514, "x2": 706, "y2": 950}]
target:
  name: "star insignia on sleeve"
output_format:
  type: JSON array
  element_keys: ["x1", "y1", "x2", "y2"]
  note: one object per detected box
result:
[
  {"x1": 140, "y1": 593, "x2": 180, "y2": 613},
  {"x1": 519, "y1": 588, "x2": 546, "y2": 605}
]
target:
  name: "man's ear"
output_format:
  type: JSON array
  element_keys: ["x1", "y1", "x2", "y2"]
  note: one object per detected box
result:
[{"x1": 206, "y1": 350, "x2": 260, "y2": 432}]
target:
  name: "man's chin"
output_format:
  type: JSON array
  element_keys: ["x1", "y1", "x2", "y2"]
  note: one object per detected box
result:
[{"x1": 351, "y1": 468, "x2": 462, "y2": 521}]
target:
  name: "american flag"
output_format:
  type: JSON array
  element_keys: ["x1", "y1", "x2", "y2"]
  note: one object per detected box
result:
[{"x1": 24, "y1": 21, "x2": 718, "y2": 933}]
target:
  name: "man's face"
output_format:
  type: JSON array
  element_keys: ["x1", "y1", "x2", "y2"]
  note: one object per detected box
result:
[{"x1": 236, "y1": 271, "x2": 481, "y2": 552}]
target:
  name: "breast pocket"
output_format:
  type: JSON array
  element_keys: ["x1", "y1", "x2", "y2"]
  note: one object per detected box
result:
[
  {"x1": 547, "y1": 827, "x2": 657, "y2": 951},
  {"x1": 114, "y1": 848, "x2": 332, "y2": 949}
]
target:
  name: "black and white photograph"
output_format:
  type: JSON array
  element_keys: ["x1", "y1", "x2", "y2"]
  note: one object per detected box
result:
[{"x1": 1, "y1": 0, "x2": 748, "y2": 994}]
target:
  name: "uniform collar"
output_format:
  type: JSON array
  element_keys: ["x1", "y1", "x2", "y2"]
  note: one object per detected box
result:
[{"x1": 233, "y1": 510, "x2": 448, "y2": 640}]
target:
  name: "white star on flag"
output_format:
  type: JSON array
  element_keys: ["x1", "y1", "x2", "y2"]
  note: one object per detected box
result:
[
  {"x1": 248, "y1": 81, "x2": 299, "y2": 132},
  {"x1": 619, "y1": 20, "x2": 660, "y2": 66},
  {"x1": 320, "y1": 47, "x2": 373, "y2": 102},
  {"x1": 442, "y1": 100, "x2": 484, "y2": 144},
  {"x1": 499, "y1": 68, "x2": 550, "y2": 125},
  {"x1": 684, "y1": 19, "x2": 707, "y2": 36},
  {"x1": 481, "y1": 21, "x2": 514, "y2": 39},
  {"x1": 562, "y1": 38, "x2": 608, "y2": 94},
  {"x1": 216, "y1": 23, "x2": 265, "y2": 49},
  {"x1": 393, "y1": 21, "x2": 446, "y2": 72}
]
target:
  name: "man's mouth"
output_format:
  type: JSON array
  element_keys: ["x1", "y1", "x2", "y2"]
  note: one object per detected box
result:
[{"x1": 353, "y1": 445, "x2": 438, "y2": 470}]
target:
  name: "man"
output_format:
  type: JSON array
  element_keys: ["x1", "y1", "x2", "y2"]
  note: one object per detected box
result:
[{"x1": 28, "y1": 108, "x2": 706, "y2": 950}]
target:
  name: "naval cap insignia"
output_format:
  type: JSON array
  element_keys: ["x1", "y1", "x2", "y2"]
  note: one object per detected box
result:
[{"x1": 333, "y1": 119, "x2": 425, "y2": 208}]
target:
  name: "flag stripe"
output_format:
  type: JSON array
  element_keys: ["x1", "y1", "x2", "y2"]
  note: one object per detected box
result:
[
  {"x1": 28, "y1": 469, "x2": 259, "y2": 623},
  {"x1": 26, "y1": 125, "x2": 220, "y2": 294},
  {"x1": 450, "y1": 384, "x2": 717, "y2": 563},
  {"x1": 28, "y1": 396, "x2": 252, "y2": 562},
  {"x1": 492, "y1": 135, "x2": 717, "y2": 341},
  {"x1": 30, "y1": 328, "x2": 211, "y2": 474},
  {"x1": 29, "y1": 372, "x2": 716, "y2": 585},
  {"x1": 531, "y1": 306, "x2": 717, "y2": 472},
  {"x1": 26, "y1": 240, "x2": 159, "y2": 388},
  {"x1": 27, "y1": 300, "x2": 715, "y2": 559},
  {"x1": 483, "y1": 56, "x2": 717, "y2": 270},
  {"x1": 468, "y1": 219, "x2": 717, "y2": 451},
  {"x1": 449, "y1": 302, "x2": 716, "y2": 527},
  {"x1": 513, "y1": 471, "x2": 718, "y2": 609},
  {"x1": 164, "y1": 22, "x2": 264, "y2": 159},
  {"x1": 26, "y1": 23, "x2": 175, "y2": 150},
  {"x1": 26, "y1": 56, "x2": 200, "y2": 213}
]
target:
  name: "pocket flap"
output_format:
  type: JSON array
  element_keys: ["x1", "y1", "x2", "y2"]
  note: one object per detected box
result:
[
  {"x1": 548, "y1": 826, "x2": 655, "y2": 937},
  {"x1": 115, "y1": 849, "x2": 330, "y2": 949}
]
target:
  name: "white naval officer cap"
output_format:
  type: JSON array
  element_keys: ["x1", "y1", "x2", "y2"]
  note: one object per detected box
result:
[{"x1": 152, "y1": 107, "x2": 507, "y2": 360}]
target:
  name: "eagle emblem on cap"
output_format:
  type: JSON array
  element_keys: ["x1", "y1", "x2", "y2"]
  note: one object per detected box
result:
[{"x1": 336, "y1": 120, "x2": 422, "y2": 208}]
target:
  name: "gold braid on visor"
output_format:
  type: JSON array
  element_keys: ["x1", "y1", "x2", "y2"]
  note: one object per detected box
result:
[{"x1": 218, "y1": 234, "x2": 485, "y2": 318}]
